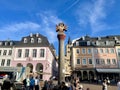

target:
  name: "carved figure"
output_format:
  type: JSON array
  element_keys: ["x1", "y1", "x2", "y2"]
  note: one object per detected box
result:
[{"x1": 56, "y1": 23, "x2": 67, "y2": 32}]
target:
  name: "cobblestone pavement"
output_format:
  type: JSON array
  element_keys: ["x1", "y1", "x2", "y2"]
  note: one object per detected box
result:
[{"x1": 81, "y1": 83, "x2": 117, "y2": 90}]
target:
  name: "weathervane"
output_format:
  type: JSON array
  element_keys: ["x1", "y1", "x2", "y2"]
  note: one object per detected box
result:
[{"x1": 56, "y1": 23, "x2": 67, "y2": 32}]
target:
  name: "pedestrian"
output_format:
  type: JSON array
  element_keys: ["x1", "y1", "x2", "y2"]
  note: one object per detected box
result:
[
  {"x1": 26, "y1": 75, "x2": 30, "y2": 90},
  {"x1": 75, "y1": 82, "x2": 83, "y2": 90},
  {"x1": 42, "y1": 80, "x2": 48, "y2": 90},
  {"x1": 102, "y1": 80, "x2": 107, "y2": 90},
  {"x1": 1, "y1": 74, "x2": 11, "y2": 90},
  {"x1": 35, "y1": 76, "x2": 40, "y2": 90},
  {"x1": 59, "y1": 81, "x2": 69, "y2": 90},
  {"x1": 30, "y1": 76, "x2": 35, "y2": 90},
  {"x1": 49, "y1": 80, "x2": 54, "y2": 90},
  {"x1": 78, "y1": 84, "x2": 83, "y2": 90},
  {"x1": 23, "y1": 77, "x2": 27, "y2": 89},
  {"x1": 117, "y1": 79, "x2": 120, "y2": 90},
  {"x1": 106, "y1": 77, "x2": 110, "y2": 85}
]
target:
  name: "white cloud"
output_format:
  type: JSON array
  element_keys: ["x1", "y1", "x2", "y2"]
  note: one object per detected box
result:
[
  {"x1": 37, "y1": 11, "x2": 63, "y2": 43},
  {"x1": 0, "y1": 11, "x2": 63, "y2": 44},
  {"x1": 76, "y1": 0, "x2": 114, "y2": 35},
  {"x1": 0, "y1": 21, "x2": 41, "y2": 32}
]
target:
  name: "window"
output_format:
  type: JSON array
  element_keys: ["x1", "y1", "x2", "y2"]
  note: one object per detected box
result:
[
  {"x1": 18, "y1": 49, "x2": 22, "y2": 58},
  {"x1": 31, "y1": 38, "x2": 34, "y2": 43},
  {"x1": 88, "y1": 48, "x2": 91, "y2": 54},
  {"x1": 1, "y1": 59, "x2": 5, "y2": 66},
  {"x1": 8, "y1": 50, "x2": 12, "y2": 55},
  {"x1": 5, "y1": 42, "x2": 7, "y2": 46},
  {"x1": 112, "y1": 59, "x2": 116, "y2": 64},
  {"x1": 38, "y1": 38, "x2": 42, "y2": 43},
  {"x1": 82, "y1": 48, "x2": 86, "y2": 54},
  {"x1": 101, "y1": 59, "x2": 105, "y2": 64},
  {"x1": 100, "y1": 49, "x2": 103, "y2": 53},
  {"x1": 96, "y1": 59, "x2": 100, "y2": 64},
  {"x1": 110, "y1": 48, "x2": 114, "y2": 53},
  {"x1": 3, "y1": 50, "x2": 7, "y2": 55},
  {"x1": 82, "y1": 58, "x2": 87, "y2": 65},
  {"x1": 25, "y1": 49, "x2": 29, "y2": 57},
  {"x1": 76, "y1": 49, "x2": 80, "y2": 54},
  {"x1": 95, "y1": 49, "x2": 98, "y2": 54},
  {"x1": 0, "y1": 50, "x2": 2, "y2": 55},
  {"x1": 33, "y1": 49, "x2": 37, "y2": 57},
  {"x1": 107, "y1": 59, "x2": 111, "y2": 64},
  {"x1": 77, "y1": 58, "x2": 80, "y2": 64},
  {"x1": 24, "y1": 38, "x2": 27, "y2": 43},
  {"x1": 40, "y1": 49, "x2": 45, "y2": 57},
  {"x1": 105, "y1": 48, "x2": 109, "y2": 53},
  {"x1": 10, "y1": 42, "x2": 13, "y2": 46},
  {"x1": 7, "y1": 59, "x2": 11, "y2": 66},
  {"x1": 76, "y1": 41, "x2": 79, "y2": 46},
  {"x1": 88, "y1": 58, "x2": 92, "y2": 64},
  {"x1": 0, "y1": 42, "x2": 2, "y2": 45}
]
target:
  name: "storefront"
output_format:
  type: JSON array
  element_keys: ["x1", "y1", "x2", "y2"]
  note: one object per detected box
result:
[{"x1": 96, "y1": 68, "x2": 120, "y2": 84}]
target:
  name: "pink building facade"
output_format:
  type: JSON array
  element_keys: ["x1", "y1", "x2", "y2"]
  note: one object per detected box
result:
[{"x1": 11, "y1": 33, "x2": 58, "y2": 80}]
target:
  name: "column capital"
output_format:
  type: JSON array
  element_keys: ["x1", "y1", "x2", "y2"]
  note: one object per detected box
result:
[{"x1": 57, "y1": 34, "x2": 66, "y2": 40}]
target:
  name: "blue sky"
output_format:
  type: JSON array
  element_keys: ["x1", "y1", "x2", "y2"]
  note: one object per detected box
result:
[{"x1": 0, "y1": 0, "x2": 120, "y2": 54}]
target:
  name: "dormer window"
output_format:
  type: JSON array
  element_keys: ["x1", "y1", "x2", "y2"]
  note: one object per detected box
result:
[
  {"x1": 97, "y1": 37, "x2": 101, "y2": 40},
  {"x1": 106, "y1": 41, "x2": 109, "y2": 45},
  {"x1": 36, "y1": 33, "x2": 39, "y2": 37},
  {"x1": 10, "y1": 42, "x2": 13, "y2": 46},
  {"x1": 114, "y1": 37, "x2": 118, "y2": 41},
  {"x1": 0, "y1": 42, "x2": 2, "y2": 45},
  {"x1": 76, "y1": 41, "x2": 79, "y2": 46},
  {"x1": 30, "y1": 33, "x2": 33, "y2": 37},
  {"x1": 38, "y1": 38, "x2": 42, "y2": 43},
  {"x1": 96, "y1": 41, "x2": 99, "y2": 45},
  {"x1": 82, "y1": 36, "x2": 85, "y2": 40},
  {"x1": 5, "y1": 42, "x2": 7, "y2": 46},
  {"x1": 31, "y1": 38, "x2": 34, "y2": 43},
  {"x1": 24, "y1": 38, "x2": 27, "y2": 43}
]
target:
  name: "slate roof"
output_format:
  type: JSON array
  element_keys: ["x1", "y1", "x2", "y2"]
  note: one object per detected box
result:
[
  {"x1": 0, "y1": 40, "x2": 19, "y2": 47},
  {"x1": 73, "y1": 35, "x2": 120, "y2": 47},
  {"x1": 15, "y1": 33, "x2": 50, "y2": 47}
]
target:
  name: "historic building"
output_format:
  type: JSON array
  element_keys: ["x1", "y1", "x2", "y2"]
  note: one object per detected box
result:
[
  {"x1": 64, "y1": 37, "x2": 72, "y2": 81},
  {"x1": 0, "y1": 40, "x2": 18, "y2": 67},
  {"x1": 71, "y1": 36, "x2": 95, "y2": 81},
  {"x1": 0, "y1": 33, "x2": 57, "y2": 80},
  {"x1": 70, "y1": 35, "x2": 120, "y2": 83}
]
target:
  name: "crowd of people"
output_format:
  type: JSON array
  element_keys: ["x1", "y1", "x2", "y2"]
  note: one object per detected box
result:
[
  {"x1": 1, "y1": 74, "x2": 120, "y2": 90},
  {"x1": 41, "y1": 77, "x2": 84, "y2": 90},
  {"x1": 22, "y1": 75, "x2": 40, "y2": 90}
]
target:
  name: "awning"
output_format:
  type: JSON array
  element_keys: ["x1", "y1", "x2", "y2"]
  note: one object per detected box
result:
[{"x1": 96, "y1": 69, "x2": 120, "y2": 73}]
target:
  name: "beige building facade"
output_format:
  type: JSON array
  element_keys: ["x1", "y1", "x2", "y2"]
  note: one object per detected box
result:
[{"x1": 67, "y1": 35, "x2": 120, "y2": 83}]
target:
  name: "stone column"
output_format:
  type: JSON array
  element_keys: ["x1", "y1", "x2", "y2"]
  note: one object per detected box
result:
[
  {"x1": 57, "y1": 33, "x2": 66, "y2": 84},
  {"x1": 56, "y1": 23, "x2": 67, "y2": 84}
]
